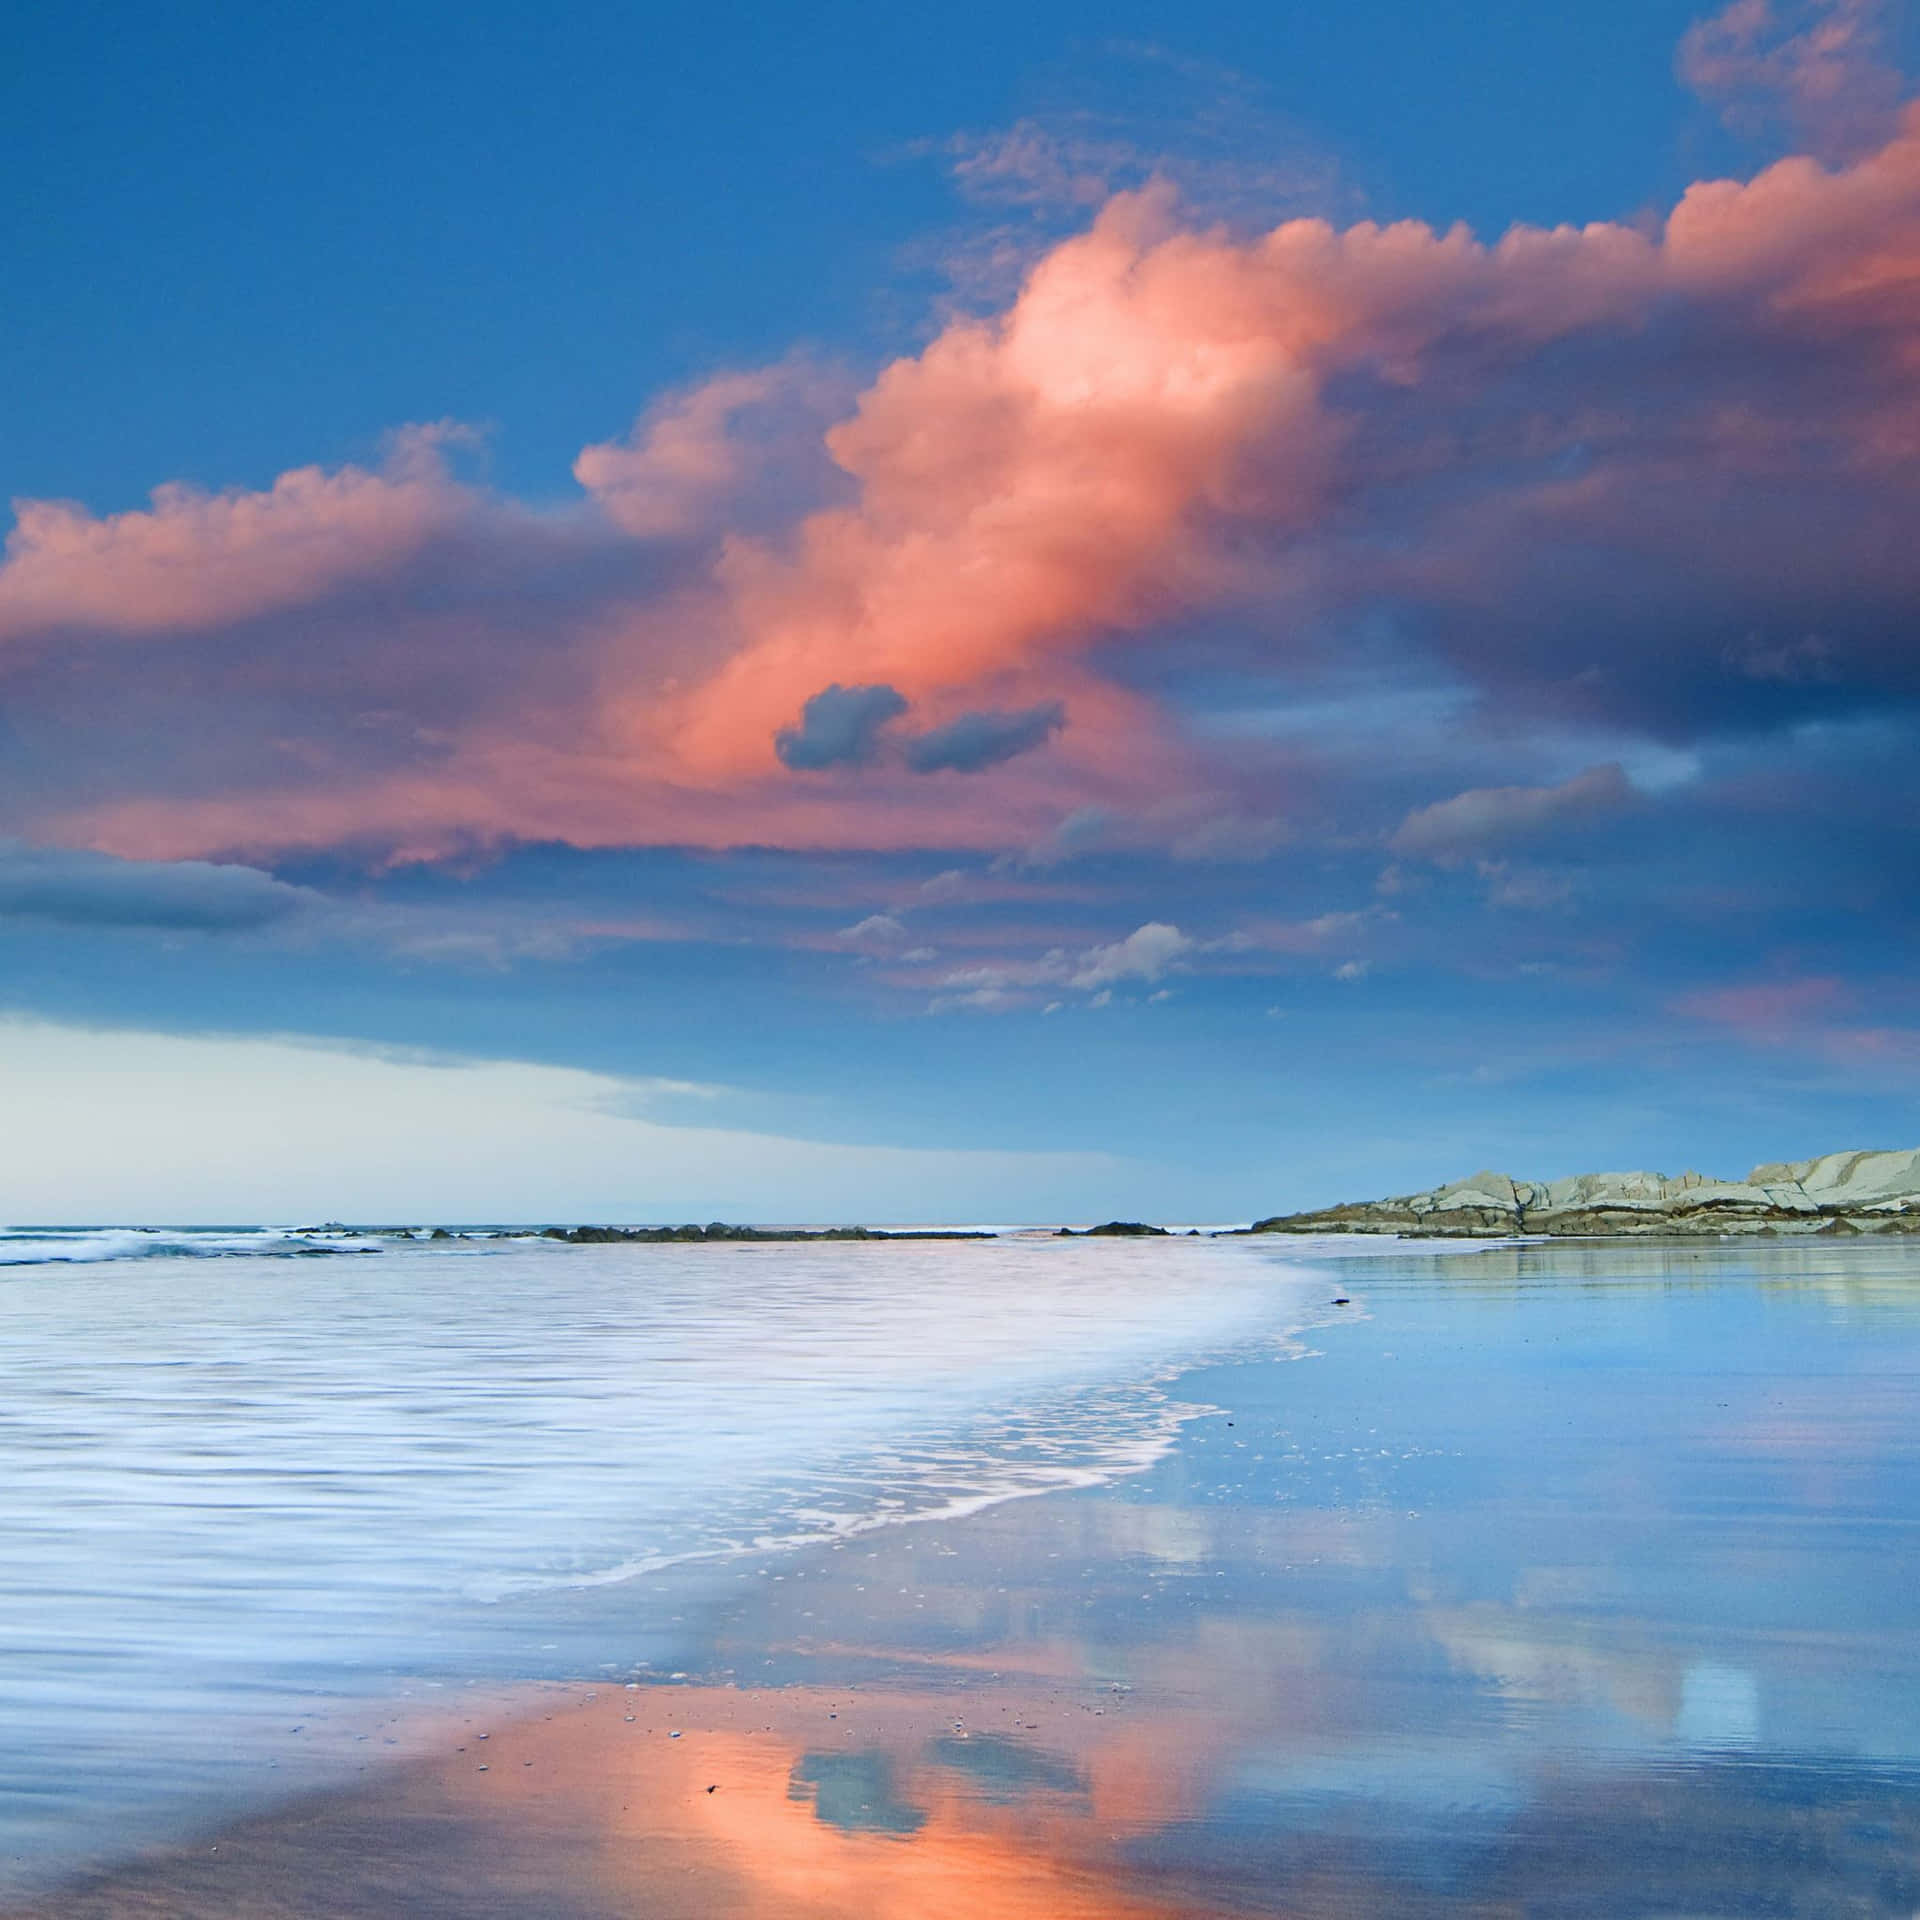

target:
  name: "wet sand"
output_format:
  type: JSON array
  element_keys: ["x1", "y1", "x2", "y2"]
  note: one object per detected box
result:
[
  {"x1": 19, "y1": 1499, "x2": 1920, "y2": 1919},
  {"x1": 8, "y1": 1482, "x2": 1291, "y2": 1920},
  {"x1": 14, "y1": 1243, "x2": 1920, "y2": 1917},
  {"x1": 9, "y1": 1672, "x2": 1233, "y2": 1920}
]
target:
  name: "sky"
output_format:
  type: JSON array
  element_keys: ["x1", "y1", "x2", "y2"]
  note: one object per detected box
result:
[{"x1": 3, "y1": 0, "x2": 1920, "y2": 1223}]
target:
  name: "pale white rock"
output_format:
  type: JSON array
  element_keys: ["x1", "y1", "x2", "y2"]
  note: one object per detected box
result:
[
  {"x1": 1753, "y1": 1148, "x2": 1920, "y2": 1209},
  {"x1": 1251, "y1": 1147, "x2": 1920, "y2": 1238}
]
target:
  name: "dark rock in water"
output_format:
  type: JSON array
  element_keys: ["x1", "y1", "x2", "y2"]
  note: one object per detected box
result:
[
  {"x1": 1057, "y1": 1221, "x2": 1170, "y2": 1238},
  {"x1": 537, "y1": 1222, "x2": 995, "y2": 1245}
]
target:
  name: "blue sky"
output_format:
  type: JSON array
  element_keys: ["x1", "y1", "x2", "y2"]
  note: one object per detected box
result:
[
  {"x1": 6, "y1": 0, "x2": 1816, "y2": 512},
  {"x1": 3, "y1": 0, "x2": 1919, "y2": 1220}
]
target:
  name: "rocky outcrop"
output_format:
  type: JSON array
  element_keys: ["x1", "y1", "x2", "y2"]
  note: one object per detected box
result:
[{"x1": 1251, "y1": 1148, "x2": 1920, "y2": 1238}]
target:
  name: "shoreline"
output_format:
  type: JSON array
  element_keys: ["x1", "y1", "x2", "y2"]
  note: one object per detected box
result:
[
  {"x1": 0, "y1": 1230, "x2": 1338, "y2": 1902},
  {"x1": 11, "y1": 1241, "x2": 1920, "y2": 1916},
  {"x1": 2, "y1": 1356, "x2": 1291, "y2": 1919},
  {"x1": 0, "y1": 1257, "x2": 1340, "y2": 1911}
]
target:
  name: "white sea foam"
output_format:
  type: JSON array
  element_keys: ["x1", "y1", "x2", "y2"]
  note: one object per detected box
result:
[
  {"x1": 0, "y1": 1230, "x2": 1327, "y2": 1893},
  {"x1": 0, "y1": 1225, "x2": 380, "y2": 1265}
]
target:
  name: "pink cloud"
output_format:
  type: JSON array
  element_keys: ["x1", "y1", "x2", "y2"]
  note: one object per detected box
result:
[
  {"x1": 669, "y1": 109, "x2": 1920, "y2": 778},
  {"x1": 1671, "y1": 976, "x2": 1920, "y2": 1073},
  {"x1": 1671, "y1": 975, "x2": 1851, "y2": 1036},
  {"x1": 0, "y1": 433, "x2": 471, "y2": 639},
  {"x1": 4, "y1": 94, "x2": 1920, "y2": 863},
  {"x1": 1680, "y1": 0, "x2": 1903, "y2": 160},
  {"x1": 576, "y1": 370, "x2": 791, "y2": 537},
  {"x1": 1817, "y1": 1024, "x2": 1920, "y2": 1063},
  {"x1": 939, "y1": 121, "x2": 1119, "y2": 211},
  {"x1": 575, "y1": 360, "x2": 852, "y2": 539}
]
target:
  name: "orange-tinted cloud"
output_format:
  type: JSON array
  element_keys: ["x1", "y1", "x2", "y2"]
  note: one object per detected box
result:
[
  {"x1": 576, "y1": 360, "x2": 854, "y2": 540},
  {"x1": 4, "y1": 99, "x2": 1920, "y2": 864},
  {"x1": 1680, "y1": 0, "x2": 1904, "y2": 159},
  {"x1": 670, "y1": 106, "x2": 1920, "y2": 778},
  {"x1": 1669, "y1": 976, "x2": 1920, "y2": 1077},
  {"x1": 1672, "y1": 975, "x2": 1850, "y2": 1037},
  {"x1": 0, "y1": 434, "x2": 470, "y2": 639}
]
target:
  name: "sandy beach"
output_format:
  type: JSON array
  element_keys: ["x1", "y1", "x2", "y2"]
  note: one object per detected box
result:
[
  {"x1": 15, "y1": 1239, "x2": 1920, "y2": 1918},
  {"x1": 17, "y1": 0, "x2": 1920, "y2": 1901}
]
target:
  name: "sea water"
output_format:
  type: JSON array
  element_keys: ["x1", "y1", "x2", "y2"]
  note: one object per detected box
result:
[
  {"x1": 0, "y1": 1228, "x2": 1330, "y2": 1891},
  {"x1": 8, "y1": 1230, "x2": 1920, "y2": 1908},
  {"x1": 679, "y1": 1237, "x2": 1920, "y2": 1917}
]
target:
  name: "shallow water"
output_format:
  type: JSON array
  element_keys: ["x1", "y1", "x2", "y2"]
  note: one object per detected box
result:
[
  {"x1": 8, "y1": 1233, "x2": 1920, "y2": 1913},
  {"x1": 590, "y1": 1236, "x2": 1920, "y2": 1918},
  {"x1": 1112, "y1": 1238, "x2": 1920, "y2": 1911},
  {"x1": 0, "y1": 1230, "x2": 1327, "y2": 1892}
]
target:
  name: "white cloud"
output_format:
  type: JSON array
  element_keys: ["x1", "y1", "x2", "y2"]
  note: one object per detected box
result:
[
  {"x1": 0, "y1": 1017, "x2": 1119, "y2": 1224},
  {"x1": 840, "y1": 912, "x2": 908, "y2": 945},
  {"x1": 934, "y1": 949, "x2": 1072, "y2": 996},
  {"x1": 928, "y1": 985, "x2": 1023, "y2": 1013},
  {"x1": 932, "y1": 921, "x2": 1197, "y2": 1011},
  {"x1": 1302, "y1": 910, "x2": 1369, "y2": 941},
  {"x1": 1390, "y1": 764, "x2": 1632, "y2": 862},
  {"x1": 1069, "y1": 922, "x2": 1193, "y2": 990}
]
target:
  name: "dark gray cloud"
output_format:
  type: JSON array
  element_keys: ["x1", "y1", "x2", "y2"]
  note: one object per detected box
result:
[
  {"x1": 905, "y1": 701, "x2": 1066, "y2": 774},
  {"x1": 0, "y1": 843, "x2": 313, "y2": 930},
  {"x1": 774, "y1": 684, "x2": 909, "y2": 770}
]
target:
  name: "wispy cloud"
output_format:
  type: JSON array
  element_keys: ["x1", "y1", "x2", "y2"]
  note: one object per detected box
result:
[
  {"x1": 1391, "y1": 766, "x2": 1634, "y2": 863},
  {"x1": 930, "y1": 919, "x2": 1195, "y2": 1011},
  {"x1": 839, "y1": 912, "x2": 909, "y2": 947},
  {"x1": 0, "y1": 843, "x2": 316, "y2": 931},
  {"x1": 1679, "y1": 0, "x2": 1905, "y2": 158}
]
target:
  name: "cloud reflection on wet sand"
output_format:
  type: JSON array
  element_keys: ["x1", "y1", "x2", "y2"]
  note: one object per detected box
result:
[{"x1": 15, "y1": 1246, "x2": 1920, "y2": 1918}]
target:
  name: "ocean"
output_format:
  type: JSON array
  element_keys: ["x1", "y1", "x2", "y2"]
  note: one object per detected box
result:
[
  {"x1": 5, "y1": 1229, "x2": 1920, "y2": 1912},
  {"x1": 0, "y1": 1226, "x2": 1331, "y2": 1893}
]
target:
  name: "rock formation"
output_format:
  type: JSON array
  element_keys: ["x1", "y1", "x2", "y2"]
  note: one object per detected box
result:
[{"x1": 1251, "y1": 1148, "x2": 1920, "y2": 1238}]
